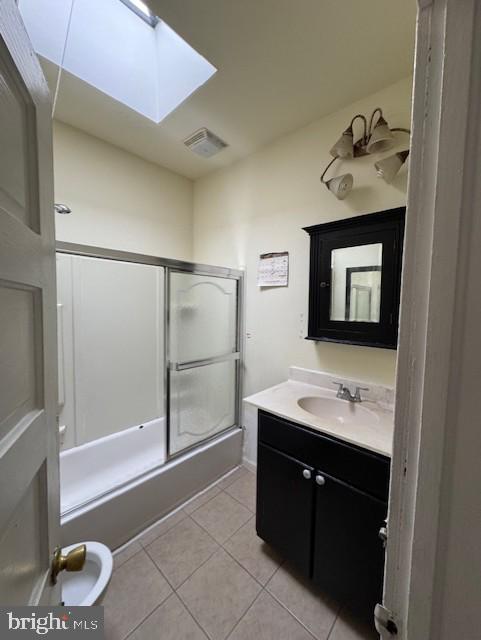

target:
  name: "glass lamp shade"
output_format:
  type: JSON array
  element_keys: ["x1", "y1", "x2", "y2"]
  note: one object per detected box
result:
[
  {"x1": 325, "y1": 173, "x2": 353, "y2": 200},
  {"x1": 366, "y1": 116, "x2": 394, "y2": 154},
  {"x1": 375, "y1": 150, "x2": 409, "y2": 183},
  {"x1": 329, "y1": 126, "x2": 354, "y2": 159}
]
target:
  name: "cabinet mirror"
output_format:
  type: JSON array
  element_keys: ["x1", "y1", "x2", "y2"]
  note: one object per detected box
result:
[{"x1": 304, "y1": 208, "x2": 405, "y2": 348}]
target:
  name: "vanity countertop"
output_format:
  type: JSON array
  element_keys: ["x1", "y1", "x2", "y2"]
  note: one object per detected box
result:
[{"x1": 244, "y1": 379, "x2": 394, "y2": 458}]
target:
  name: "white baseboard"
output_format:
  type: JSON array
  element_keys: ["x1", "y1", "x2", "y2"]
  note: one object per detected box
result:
[{"x1": 242, "y1": 457, "x2": 257, "y2": 473}]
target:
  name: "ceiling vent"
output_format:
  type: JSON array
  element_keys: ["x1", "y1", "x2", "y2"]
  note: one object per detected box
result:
[{"x1": 184, "y1": 128, "x2": 228, "y2": 158}]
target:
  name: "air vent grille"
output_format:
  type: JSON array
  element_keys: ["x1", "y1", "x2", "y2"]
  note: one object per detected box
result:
[{"x1": 184, "y1": 127, "x2": 228, "y2": 158}]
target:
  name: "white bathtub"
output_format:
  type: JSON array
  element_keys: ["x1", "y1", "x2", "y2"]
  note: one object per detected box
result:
[
  {"x1": 60, "y1": 422, "x2": 242, "y2": 549},
  {"x1": 60, "y1": 417, "x2": 167, "y2": 514}
]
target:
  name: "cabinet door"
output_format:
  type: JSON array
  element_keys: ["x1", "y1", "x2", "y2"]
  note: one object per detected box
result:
[
  {"x1": 312, "y1": 472, "x2": 386, "y2": 618},
  {"x1": 256, "y1": 444, "x2": 314, "y2": 576}
]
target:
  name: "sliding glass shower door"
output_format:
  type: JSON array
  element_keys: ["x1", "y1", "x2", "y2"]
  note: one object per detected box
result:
[{"x1": 168, "y1": 270, "x2": 241, "y2": 456}]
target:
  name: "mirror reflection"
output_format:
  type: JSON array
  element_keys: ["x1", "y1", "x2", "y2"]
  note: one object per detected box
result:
[{"x1": 330, "y1": 243, "x2": 383, "y2": 323}]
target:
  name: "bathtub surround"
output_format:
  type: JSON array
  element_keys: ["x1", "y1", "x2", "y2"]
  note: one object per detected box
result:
[
  {"x1": 53, "y1": 121, "x2": 193, "y2": 259},
  {"x1": 57, "y1": 247, "x2": 244, "y2": 548},
  {"x1": 193, "y1": 76, "x2": 412, "y2": 394},
  {"x1": 60, "y1": 417, "x2": 166, "y2": 514},
  {"x1": 61, "y1": 428, "x2": 242, "y2": 550}
]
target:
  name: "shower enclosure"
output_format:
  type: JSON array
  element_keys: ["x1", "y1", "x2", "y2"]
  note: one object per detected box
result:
[
  {"x1": 168, "y1": 271, "x2": 241, "y2": 455},
  {"x1": 56, "y1": 242, "x2": 244, "y2": 548}
]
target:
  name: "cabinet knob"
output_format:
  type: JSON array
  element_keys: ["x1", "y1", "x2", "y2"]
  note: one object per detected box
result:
[
  {"x1": 315, "y1": 474, "x2": 325, "y2": 486},
  {"x1": 302, "y1": 469, "x2": 311, "y2": 480}
]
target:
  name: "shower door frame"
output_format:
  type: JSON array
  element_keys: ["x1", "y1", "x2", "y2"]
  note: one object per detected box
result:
[{"x1": 56, "y1": 241, "x2": 245, "y2": 463}]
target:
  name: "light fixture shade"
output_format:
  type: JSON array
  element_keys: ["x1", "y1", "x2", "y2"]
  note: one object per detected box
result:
[
  {"x1": 330, "y1": 126, "x2": 354, "y2": 159},
  {"x1": 375, "y1": 150, "x2": 409, "y2": 183},
  {"x1": 325, "y1": 173, "x2": 353, "y2": 200},
  {"x1": 366, "y1": 116, "x2": 394, "y2": 154}
]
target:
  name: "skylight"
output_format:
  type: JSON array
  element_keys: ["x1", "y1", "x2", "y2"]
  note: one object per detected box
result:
[
  {"x1": 119, "y1": 0, "x2": 158, "y2": 27},
  {"x1": 18, "y1": 0, "x2": 217, "y2": 123}
]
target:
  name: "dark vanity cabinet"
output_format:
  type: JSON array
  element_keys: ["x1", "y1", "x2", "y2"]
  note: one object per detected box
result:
[
  {"x1": 304, "y1": 208, "x2": 405, "y2": 349},
  {"x1": 256, "y1": 410, "x2": 390, "y2": 620}
]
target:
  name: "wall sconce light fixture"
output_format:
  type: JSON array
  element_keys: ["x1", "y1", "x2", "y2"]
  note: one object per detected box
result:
[
  {"x1": 320, "y1": 158, "x2": 353, "y2": 200},
  {"x1": 322, "y1": 108, "x2": 410, "y2": 198},
  {"x1": 375, "y1": 149, "x2": 410, "y2": 184}
]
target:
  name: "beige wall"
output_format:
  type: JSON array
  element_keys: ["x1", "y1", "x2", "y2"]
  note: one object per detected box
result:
[
  {"x1": 53, "y1": 121, "x2": 193, "y2": 260},
  {"x1": 53, "y1": 77, "x2": 412, "y2": 395},
  {"x1": 193, "y1": 77, "x2": 412, "y2": 395}
]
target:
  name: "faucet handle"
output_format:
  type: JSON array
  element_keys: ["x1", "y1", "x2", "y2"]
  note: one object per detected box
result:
[
  {"x1": 354, "y1": 386, "x2": 369, "y2": 401},
  {"x1": 331, "y1": 381, "x2": 345, "y2": 398}
]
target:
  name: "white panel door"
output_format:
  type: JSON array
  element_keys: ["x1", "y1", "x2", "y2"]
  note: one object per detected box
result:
[{"x1": 0, "y1": 1, "x2": 59, "y2": 605}]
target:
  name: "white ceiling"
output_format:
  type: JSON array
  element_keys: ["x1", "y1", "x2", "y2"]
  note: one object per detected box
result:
[{"x1": 44, "y1": 0, "x2": 417, "y2": 179}]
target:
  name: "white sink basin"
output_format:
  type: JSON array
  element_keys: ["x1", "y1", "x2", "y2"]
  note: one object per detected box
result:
[{"x1": 297, "y1": 396, "x2": 379, "y2": 427}]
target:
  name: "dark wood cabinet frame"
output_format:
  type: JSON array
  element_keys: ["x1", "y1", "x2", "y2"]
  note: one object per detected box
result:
[{"x1": 304, "y1": 207, "x2": 405, "y2": 349}]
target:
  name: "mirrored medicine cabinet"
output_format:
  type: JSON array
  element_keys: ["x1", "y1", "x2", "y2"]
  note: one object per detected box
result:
[{"x1": 304, "y1": 207, "x2": 405, "y2": 349}]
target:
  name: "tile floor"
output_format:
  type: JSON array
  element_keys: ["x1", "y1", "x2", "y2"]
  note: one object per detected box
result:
[{"x1": 104, "y1": 466, "x2": 378, "y2": 640}]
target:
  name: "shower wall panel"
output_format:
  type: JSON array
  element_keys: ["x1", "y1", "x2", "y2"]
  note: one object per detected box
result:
[{"x1": 57, "y1": 254, "x2": 164, "y2": 449}]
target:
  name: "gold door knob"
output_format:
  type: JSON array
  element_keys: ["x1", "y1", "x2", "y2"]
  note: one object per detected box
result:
[{"x1": 51, "y1": 544, "x2": 86, "y2": 585}]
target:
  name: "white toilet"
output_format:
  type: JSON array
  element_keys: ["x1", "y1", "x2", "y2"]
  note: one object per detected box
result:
[{"x1": 62, "y1": 541, "x2": 113, "y2": 606}]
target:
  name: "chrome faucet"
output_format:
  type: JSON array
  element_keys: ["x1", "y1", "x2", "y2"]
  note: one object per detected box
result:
[{"x1": 332, "y1": 382, "x2": 369, "y2": 403}]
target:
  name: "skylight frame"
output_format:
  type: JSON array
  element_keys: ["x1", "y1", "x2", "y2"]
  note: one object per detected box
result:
[
  {"x1": 18, "y1": 0, "x2": 218, "y2": 124},
  {"x1": 118, "y1": 0, "x2": 159, "y2": 28}
]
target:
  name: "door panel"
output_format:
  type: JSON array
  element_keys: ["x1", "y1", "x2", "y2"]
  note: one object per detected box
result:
[
  {"x1": 0, "y1": 1, "x2": 58, "y2": 605},
  {"x1": 0, "y1": 469, "x2": 45, "y2": 605},
  {"x1": 168, "y1": 271, "x2": 239, "y2": 455},
  {"x1": 169, "y1": 359, "x2": 236, "y2": 455},
  {"x1": 0, "y1": 285, "x2": 38, "y2": 440},
  {"x1": 169, "y1": 272, "x2": 237, "y2": 363},
  {"x1": 0, "y1": 35, "x2": 39, "y2": 231},
  {"x1": 256, "y1": 444, "x2": 314, "y2": 576},
  {"x1": 312, "y1": 472, "x2": 386, "y2": 619}
]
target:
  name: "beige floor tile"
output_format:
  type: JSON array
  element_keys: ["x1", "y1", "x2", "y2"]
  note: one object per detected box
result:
[
  {"x1": 228, "y1": 590, "x2": 313, "y2": 640},
  {"x1": 217, "y1": 466, "x2": 249, "y2": 490},
  {"x1": 146, "y1": 517, "x2": 219, "y2": 588},
  {"x1": 138, "y1": 509, "x2": 187, "y2": 547},
  {"x1": 266, "y1": 565, "x2": 339, "y2": 640},
  {"x1": 184, "y1": 485, "x2": 222, "y2": 514},
  {"x1": 191, "y1": 491, "x2": 252, "y2": 544},
  {"x1": 225, "y1": 472, "x2": 257, "y2": 512},
  {"x1": 129, "y1": 593, "x2": 208, "y2": 640},
  {"x1": 103, "y1": 550, "x2": 172, "y2": 640},
  {"x1": 178, "y1": 548, "x2": 261, "y2": 640},
  {"x1": 113, "y1": 541, "x2": 142, "y2": 571},
  {"x1": 328, "y1": 608, "x2": 378, "y2": 640},
  {"x1": 223, "y1": 518, "x2": 282, "y2": 585}
]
